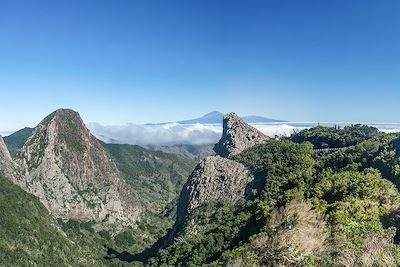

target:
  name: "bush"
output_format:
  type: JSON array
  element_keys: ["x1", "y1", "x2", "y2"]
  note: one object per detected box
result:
[{"x1": 253, "y1": 199, "x2": 327, "y2": 267}]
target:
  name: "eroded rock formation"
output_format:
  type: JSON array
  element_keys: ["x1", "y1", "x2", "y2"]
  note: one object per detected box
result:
[
  {"x1": 17, "y1": 109, "x2": 140, "y2": 229},
  {"x1": 213, "y1": 112, "x2": 268, "y2": 158}
]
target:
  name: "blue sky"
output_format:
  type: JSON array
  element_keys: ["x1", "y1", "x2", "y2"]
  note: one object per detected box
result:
[{"x1": 1, "y1": 0, "x2": 400, "y2": 131}]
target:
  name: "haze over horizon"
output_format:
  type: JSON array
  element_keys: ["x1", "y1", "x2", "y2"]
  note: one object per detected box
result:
[{"x1": 1, "y1": 0, "x2": 400, "y2": 131}]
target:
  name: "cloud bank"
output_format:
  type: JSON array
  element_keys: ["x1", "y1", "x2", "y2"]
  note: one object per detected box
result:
[
  {"x1": 87, "y1": 121, "x2": 400, "y2": 146},
  {"x1": 90, "y1": 121, "x2": 400, "y2": 146},
  {"x1": 87, "y1": 122, "x2": 222, "y2": 145},
  {"x1": 87, "y1": 122, "x2": 305, "y2": 146},
  {"x1": 0, "y1": 131, "x2": 14, "y2": 137}
]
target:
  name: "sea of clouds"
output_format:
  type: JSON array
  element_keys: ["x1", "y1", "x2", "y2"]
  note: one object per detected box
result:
[
  {"x1": 87, "y1": 122, "x2": 400, "y2": 146},
  {"x1": 87, "y1": 122, "x2": 223, "y2": 146},
  {"x1": 87, "y1": 122, "x2": 308, "y2": 145},
  {"x1": 3, "y1": 122, "x2": 399, "y2": 146}
]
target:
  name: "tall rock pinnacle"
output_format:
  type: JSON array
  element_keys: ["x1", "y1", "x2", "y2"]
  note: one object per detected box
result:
[{"x1": 213, "y1": 112, "x2": 269, "y2": 158}]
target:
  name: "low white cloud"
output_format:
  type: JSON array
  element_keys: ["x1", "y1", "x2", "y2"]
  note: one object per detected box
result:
[
  {"x1": 3, "y1": 121, "x2": 399, "y2": 146},
  {"x1": 86, "y1": 122, "x2": 306, "y2": 145},
  {"x1": 368, "y1": 124, "x2": 400, "y2": 133},
  {"x1": 87, "y1": 122, "x2": 400, "y2": 146},
  {"x1": 252, "y1": 124, "x2": 306, "y2": 138},
  {"x1": 0, "y1": 131, "x2": 15, "y2": 137},
  {"x1": 87, "y1": 122, "x2": 222, "y2": 145}
]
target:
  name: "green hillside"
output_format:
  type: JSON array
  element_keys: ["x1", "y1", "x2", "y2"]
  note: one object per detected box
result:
[
  {"x1": 97, "y1": 142, "x2": 198, "y2": 256},
  {"x1": 290, "y1": 124, "x2": 381, "y2": 149},
  {"x1": 102, "y1": 142, "x2": 197, "y2": 213},
  {"x1": 3, "y1": 127, "x2": 33, "y2": 158},
  {"x1": 148, "y1": 128, "x2": 400, "y2": 267},
  {"x1": 0, "y1": 174, "x2": 106, "y2": 266}
]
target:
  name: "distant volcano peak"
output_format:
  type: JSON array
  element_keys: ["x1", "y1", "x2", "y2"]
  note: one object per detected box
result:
[{"x1": 177, "y1": 111, "x2": 284, "y2": 125}]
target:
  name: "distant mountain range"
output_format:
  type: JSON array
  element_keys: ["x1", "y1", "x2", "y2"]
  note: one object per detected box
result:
[{"x1": 149, "y1": 111, "x2": 286, "y2": 125}]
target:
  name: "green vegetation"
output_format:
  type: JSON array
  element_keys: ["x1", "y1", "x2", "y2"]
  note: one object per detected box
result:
[
  {"x1": 102, "y1": 142, "x2": 197, "y2": 213},
  {"x1": 236, "y1": 140, "x2": 315, "y2": 216},
  {"x1": 3, "y1": 127, "x2": 33, "y2": 158},
  {"x1": 148, "y1": 201, "x2": 256, "y2": 266},
  {"x1": 55, "y1": 110, "x2": 86, "y2": 152},
  {"x1": 290, "y1": 124, "x2": 381, "y2": 149},
  {"x1": 2, "y1": 120, "x2": 198, "y2": 263},
  {"x1": 55, "y1": 217, "x2": 155, "y2": 266},
  {"x1": 0, "y1": 174, "x2": 106, "y2": 266},
  {"x1": 5, "y1": 122, "x2": 400, "y2": 266},
  {"x1": 45, "y1": 142, "x2": 198, "y2": 262},
  {"x1": 148, "y1": 127, "x2": 400, "y2": 267},
  {"x1": 98, "y1": 143, "x2": 197, "y2": 257}
]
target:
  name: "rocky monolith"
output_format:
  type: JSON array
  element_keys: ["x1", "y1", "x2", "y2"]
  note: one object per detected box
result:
[{"x1": 213, "y1": 112, "x2": 268, "y2": 158}]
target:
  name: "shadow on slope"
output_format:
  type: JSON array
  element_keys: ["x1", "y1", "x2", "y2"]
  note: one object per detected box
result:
[{"x1": 104, "y1": 229, "x2": 172, "y2": 263}]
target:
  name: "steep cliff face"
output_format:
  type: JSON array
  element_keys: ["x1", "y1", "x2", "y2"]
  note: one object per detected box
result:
[
  {"x1": 213, "y1": 112, "x2": 269, "y2": 158},
  {"x1": 18, "y1": 109, "x2": 140, "y2": 228},
  {"x1": 0, "y1": 136, "x2": 22, "y2": 182},
  {"x1": 176, "y1": 156, "x2": 251, "y2": 225},
  {"x1": 175, "y1": 113, "x2": 269, "y2": 225}
]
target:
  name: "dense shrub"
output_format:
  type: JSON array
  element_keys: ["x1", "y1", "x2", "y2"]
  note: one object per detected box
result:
[
  {"x1": 291, "y1": 125, "x2": 380, "y2": 149},
  {"x1": 150, "y1": 131, "x2": 400, "y2": 267}
]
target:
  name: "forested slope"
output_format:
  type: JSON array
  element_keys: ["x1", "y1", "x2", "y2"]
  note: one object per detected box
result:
[{"x1": 148, "y1": 125, "x2": 400, "y2": 267}]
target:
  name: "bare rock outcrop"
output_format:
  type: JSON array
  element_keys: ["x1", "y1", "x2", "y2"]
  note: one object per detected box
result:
[
  {"x1": 176, "y1": 156, "x2": 251, "y2": 224},
  {"x1": 213, "y1": 112, "x2": 268, "y2": 158},
  {"x1": 174, "y1": 112, "x2": 268, "y2": 227},
  {"x1": 17, "y1": 109, "x2": 140, "y2": 229},
  {"x1": 0, "y1": 136, "x2": 22, "y2": 181}
]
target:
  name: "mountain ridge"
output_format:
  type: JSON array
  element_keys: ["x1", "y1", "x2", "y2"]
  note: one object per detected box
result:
[{"x1": 13, "y1": 108, "x2": 141, "y2": 229}]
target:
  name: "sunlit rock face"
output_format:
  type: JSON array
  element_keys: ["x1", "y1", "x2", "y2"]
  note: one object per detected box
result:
[
  {"x1": 176, "y1": 155, "x2": 251, "y2": 225},
  {"x1": 17, "y1": 108, "x2": 140, "y2": 230},
  {"x1": 0, "y1": 136, "x2": 23, "y2": 182},
  {"x1": 213, "y1": 112, "x2": 269, "y2": 159}
]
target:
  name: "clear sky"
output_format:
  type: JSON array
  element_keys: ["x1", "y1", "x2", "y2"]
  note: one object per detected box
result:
[{"x1": 1, "y1": 0, "x2": 400, "y2": 131}]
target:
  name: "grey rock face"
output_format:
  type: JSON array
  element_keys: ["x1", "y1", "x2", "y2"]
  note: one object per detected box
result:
[
  {"x1": 17, "y1": 109, "x2": 140, "y2": 229},
  {"x1": 213, "y1": 112, "x2": 268, "y2": 158},
  {"x1": 0, "y1": 136, "x2": 13, "y2": 175},
  {"x1": 176, "y1": 156, "x2": 251, "y2": 224},
  {"x1": 0, "y1": 136, "x2": 22, "y2": 181}
]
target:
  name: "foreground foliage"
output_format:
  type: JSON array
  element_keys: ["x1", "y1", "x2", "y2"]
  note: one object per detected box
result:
[{"x1": 149, "y1": 127, "x2": 400, "y2": 267}]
